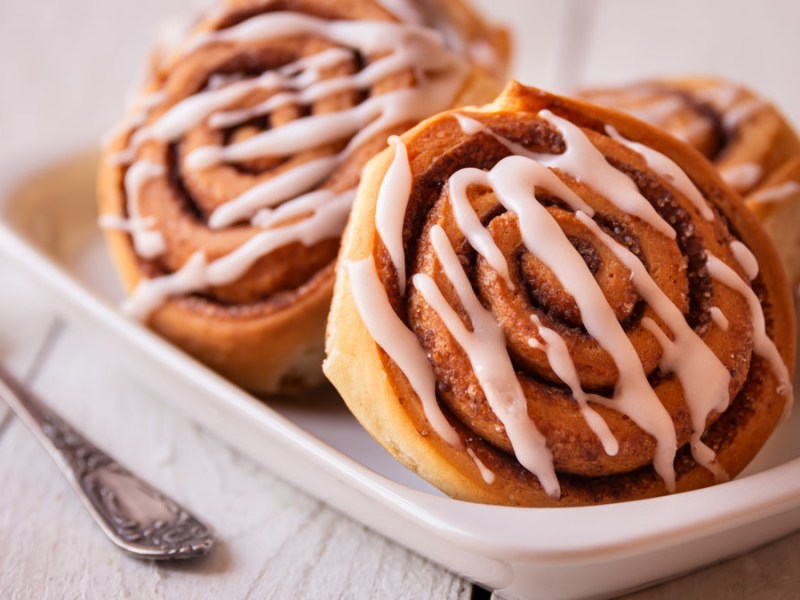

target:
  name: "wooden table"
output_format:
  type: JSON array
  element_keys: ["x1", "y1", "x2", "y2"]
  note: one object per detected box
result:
[{"x1": 2, "y1": 1, "x2": 800, "y2": 598}]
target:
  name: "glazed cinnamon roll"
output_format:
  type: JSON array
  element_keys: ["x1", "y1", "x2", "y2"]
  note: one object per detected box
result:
[
  {"x1": 98, "y1": 0, "x2": 508, "y2": 393},
  {"x1": 324, "y1": 82, "x2": 796, "y2": 506}
]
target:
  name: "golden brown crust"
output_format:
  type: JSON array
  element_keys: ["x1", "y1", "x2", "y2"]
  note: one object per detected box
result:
[
  {"x1": 98, "y1": 0, "x2": 507, "y2": 394},
  {"x1": 746, "y1": 156, "x2": 800, "y2": 289},
  {"x1": 324, "y1": 81, "x2": 796, "y2": 506}
]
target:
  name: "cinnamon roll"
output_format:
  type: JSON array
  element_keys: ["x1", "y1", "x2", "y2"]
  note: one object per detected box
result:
[
  {"x1": 97, "y1": 0, "x2": 508, "y2": 393},
  {"x1": 324, "y1": 82, "x2": 796, "y2": 506}
]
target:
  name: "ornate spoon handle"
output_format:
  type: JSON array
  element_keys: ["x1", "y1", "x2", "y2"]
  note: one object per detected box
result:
[{"x1": 0, "y1": 363, "x2": 214, "y2": 559}]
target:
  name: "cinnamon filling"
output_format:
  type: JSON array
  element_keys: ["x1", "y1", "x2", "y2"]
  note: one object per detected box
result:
[{"x1": 377, "y1": 109, "x2": 764, "y2": 482}]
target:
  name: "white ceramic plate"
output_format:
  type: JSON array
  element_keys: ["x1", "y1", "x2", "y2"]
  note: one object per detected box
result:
[{"x1": 2, "y1": 147, "x2": 800, "y2": 600}]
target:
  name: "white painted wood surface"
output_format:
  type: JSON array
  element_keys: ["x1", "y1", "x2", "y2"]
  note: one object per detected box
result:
[
  {"x1": 2, "y1": 1, "x2": 800, "y2": 598},
  {"x1": 0, "y1": 263, "x2": 472, "y2": 600}
]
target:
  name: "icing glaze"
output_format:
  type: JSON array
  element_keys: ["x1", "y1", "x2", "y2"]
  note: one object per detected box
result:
[
  {"x1": 721, "y1": 162, "x2": 763, "y2": 191},
  {"x1": 709, "y1": 306, "x2": 730, "y2": 332},
  {"x1": 123, "y1": 190, "x2": 354, "y2": 318},
  {"x1": 730, "y1": 240, "x2": 760, "y2": 281},
  {"x1": 415, "y1": 226, "x2": 559, "y2": 496},
  {"x1": 748, "y1": 181, "x2": 800, "y2": 204},
  {"x1": 100, "y1": 160, "x2": 167, "y2": 259},
  {"x1": 578, "y1": 212, "x2": 731, "y2": 481},
  {"x1": 347, "y1": 257, "x2": 461, "y2": 447},
  {"x1": 529, "y1": 314, "x2": 619, "y2": 456},
  {"x1": 466, "y1": 448, "x2": 496, "y2": 484},
  {"x1": 122, "y1": 252, "x2": 208, "y2": 321},
  {"x1": 375, "y1": 137, "x2": 413, "y2": 295},
  {"x1": 707, "y1": 252, "x2": 793, "y2": 404},
  {"x1": 606, "y1": 126, "x2": 714, "y2": 220},
  {"x1": 112, "y1": 9, "x2": 471, "y2": 319},
  {"x1": 208, "y1": 156, "x2": 338, "y2": 229},
  {"x1": 723, "y1": 99, "x2": 766, "y2": 130},
  {"x1": 534, "y1": 111, "x2": 676, "y2": 239},
  {"x1": 349, "y1": 107, "x2": 792, "y2": 494}
]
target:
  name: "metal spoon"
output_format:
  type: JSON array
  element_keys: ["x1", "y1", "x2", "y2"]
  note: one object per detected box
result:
[{"x1": 0, "y1": 362, "x2": 214, "y2": 560}]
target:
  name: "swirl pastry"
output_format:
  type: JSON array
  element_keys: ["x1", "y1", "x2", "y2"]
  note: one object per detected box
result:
[
  {"x1": 324, "y1": 82, "x2": 796, "y2": 506},
  {"x1": 581, "y1": 77, "x2": 800, "y2": 290},
  {"x1": 97, "y1": 0, "x2": 508, "y2": 393}
]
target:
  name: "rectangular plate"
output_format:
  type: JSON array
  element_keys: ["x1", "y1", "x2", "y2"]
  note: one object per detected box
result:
[{"x1": 3, "y1": 150, "x2": 800, "y2": 600}]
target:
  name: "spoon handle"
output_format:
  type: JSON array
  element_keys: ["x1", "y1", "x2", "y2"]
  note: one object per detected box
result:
[{"x1": 0, "y1": 363, "x2": 214, "y2": 560}]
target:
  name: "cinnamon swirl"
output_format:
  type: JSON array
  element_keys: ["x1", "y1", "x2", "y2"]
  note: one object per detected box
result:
[
  {"x1": 581, "y1": 77, "x2": 800, "y2": 291},
  {"x1": 324, "y1": 82, "x2": 796, "y2": 506},
  {"x1": 98, "y1": 0, "x2": 508, "y2": 393}
]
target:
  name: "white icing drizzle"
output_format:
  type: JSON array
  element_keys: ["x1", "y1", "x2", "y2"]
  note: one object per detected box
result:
[
  {"x1": 749, "y1": 181, "x2": 800, "y2": 204},
  {"x1": 706, "y1": 252, "x2": 793, "y2": 405},
  {"x1": 709, "y1": 306, "x2": 730, "y2": 331},
  {"x1": 180, "y1": 14, "x2": 467, "y2": 170},
  {"x1": 102, "y1": 91, "x2": 166, "y2": 148},
  {"x1": 452, "y1": 115, "x2": 594, "y2": 229},
  {"x1": 100, "y1": 161, "x2": 167, "y2": 259},
  {"x1": 376, "y1": 0, "x2": 425, "y2": 24},
  {"x1": 528, "y1": 314, "x2": 619, "y2": 456},
  {"x1": 454, "y1": 113, "x2": 486, "y2": 136},
  {"x1": 671, "y1": 119, "x2": 713, "y2": 144},
  {"x1": 187, "y1": 80, "x2": 461, "y2": 170},
  {"x1": 730, "y1": 240, "x2": 760, "y2": 281},
  {"x1": 640, "y1": 318, "x2": 729, "y2": 482},
  {"x1": 251, "y1": 189, "x2": 342, "y2": 228},
  {"x1": 695, "y1": 84, "x2": 741, "y2": 111},
  {"x1": 379, "y1": 0, "x2": 503, "y2": 74},
  {"x1": 124, "y1": 190, "x2": 354, "y2": 319},
  {"x1": 207, "y1": 48, "x2": 354, "y2": 127},
  {"x1": 375, "y1": 137, "x2": 413, "y2": 295},
  {"x1": 346, "y1": 257, "x2": 461, "y2": 447},
  {"x1": 359, "y1": 98, "x2": 791, "y2": 493},
  {"x1": 533, "y1": 111, "x2": 676, "y2": 239},
  {"x1": 447, "y1": 162, "x2": 590, "y2": 288},
  {"x1": 205, "y1": 190, "x2": 354, "y2": 285},
  {"x1": 123, "y1": 252, "x2": 208, "y2": 321},
  {"x1": 189, "y1": 11, "x2": 422, "y2": 54},
  {"x1": 466, "y1": 448, "x2": 496, "y2": 484},
  {"x1": 627, "y1": 96, "x2": 686, "y2": 126},
  {"x1": 98, "y1": 214, "x2": 149, "y2": 233},
  {"x1": 414, "y1": 226, "x2": 560, "y2": 497},
  {"x1": 448, "y1": 155, "x2": 678, "y2": 490},
  {"x1": 720, "y1": 162, "x2": 763, "y2": 191},
  {"x1": 577, "y1": 212, "x2": 731, "y2": 482},
  {"x1": 467, "y1": 39, "x2": 504, "y2": 76},
  {"x1": 723, "y1": 99, "x2": 766, "y2": 130},
  {"x1": 451, "y1": 115, "x2": 681, "y2": 488},
  {"x1": 114, "y1": 10, "x2": 472, "y2": 319},
  {"x1": 606, "y1": 126, "x2": 715, "y2": 221},
  {"x1": 208, "y1": 156, "x2": 338, "y2": 229},
  {"x1": 115, "y1": 47, "x2": 358, "y2": 163}
]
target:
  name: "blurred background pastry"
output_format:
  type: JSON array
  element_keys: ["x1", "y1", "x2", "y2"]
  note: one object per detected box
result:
[
  {"x1": 97, "y1": 0, "x2": 509, "y2": 393},
  {"x1": 324, "y1": 82, "x2": 796, "y2": 506}
]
